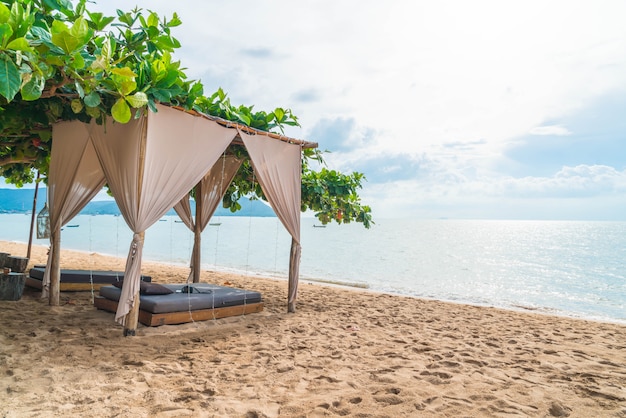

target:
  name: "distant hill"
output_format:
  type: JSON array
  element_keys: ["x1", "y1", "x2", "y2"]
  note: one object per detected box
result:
[{"x1": 0, "y1": 188, "x2": 276, "y2": 217}]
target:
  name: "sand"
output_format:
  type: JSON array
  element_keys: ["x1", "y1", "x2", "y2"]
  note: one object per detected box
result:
[{"x1": 0, "y1": 241, "x2": 625, "y2": 417}]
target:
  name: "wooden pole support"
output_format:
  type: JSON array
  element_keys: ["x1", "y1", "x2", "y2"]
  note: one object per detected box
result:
[
  {"x1": 193, "y1": 182, "x2": 203, "y2": 283},
  {"x1": 123, "y1": 292, "x2": 141, "y2": 337},
  {"x1": 49, "y1": 226, "x2": 61, "y2": 306}
]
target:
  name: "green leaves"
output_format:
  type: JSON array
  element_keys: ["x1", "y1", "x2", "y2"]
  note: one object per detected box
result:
[
  {"x1": 0, "y1": 53, "x2": 20, "y2": 100},
  {"x1": 6, "y1": 37, "x2": 32, "y2": 52},
  {"x1": 126, "y1": 91, "x2": 147, "y2": 108},
  {"x1": 193, "y1": 89, "x2": 300, "y2": 134},
  {"x1": 20, "y1": 71, "x2": 44, "y2": 100},
  {"x1": 0, "y1": 3, "x2": 10, "y2": 25},
  {"x1": 83, "y1": 91, "x2": 100, "y2": 107},
  {"x1": 111, "y1": 97, "x2": 131, "y2": 123},
  {"x1": 0, "y1": 1, "x2": 372, "y2": 229},
  {"x1": 301, "y1": 166, "x2": 373, "y2": 228},
  {"x1": 86, "y1": 12, "x2": 115, "y2": 32},
  {"x1": 50, "y1": 17, "x2": 92, "y2": 54}
]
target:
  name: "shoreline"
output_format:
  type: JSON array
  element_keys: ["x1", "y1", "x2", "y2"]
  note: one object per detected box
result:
[
  {"x1": 1, "y1": 240, "x2": 626, "y2": 416},
  {"x1": 4, "y1": 239, "x2": 624, "y2": 326}
]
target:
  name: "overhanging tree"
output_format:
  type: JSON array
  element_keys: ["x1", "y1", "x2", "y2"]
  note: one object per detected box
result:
[{"x1": 0, "y1": 0, "x2": 372, "y2": 227}]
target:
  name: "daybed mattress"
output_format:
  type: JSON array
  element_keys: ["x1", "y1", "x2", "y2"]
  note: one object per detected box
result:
[
  {"x1": 28, "y1": 266, "x2": 152, "y2": 284},
  {"x1": 98, "y1": 283, "x2": 262, "y2": 314}
]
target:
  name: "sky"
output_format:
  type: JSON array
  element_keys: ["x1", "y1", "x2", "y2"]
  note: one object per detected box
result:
[{"x1": 7, "y1": 1, "x2": 626, "y2": 220}]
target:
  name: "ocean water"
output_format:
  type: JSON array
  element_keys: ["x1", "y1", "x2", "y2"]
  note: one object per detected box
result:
[{"x1": 1, "y1": 214, "x2": 625, "y2": 324}]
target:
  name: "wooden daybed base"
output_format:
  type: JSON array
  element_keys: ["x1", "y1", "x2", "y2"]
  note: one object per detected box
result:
[
  {"x1": 94, "y1": 296, "x2": 263, "y2": 326},
  {"x1": 94, "y1": 283, "x2": 264, "y2": 327},
  {"x1": 27, "y1": 279, "x2": 119, "y2": 292},
  {"x1": 26, "y1": 266, "x2": 152, "y2": 292}
]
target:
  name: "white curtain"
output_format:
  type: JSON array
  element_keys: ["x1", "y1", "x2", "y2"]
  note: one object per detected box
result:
[
  {"x1": 174, "y1": 154, "x2": 243, "y2": 230},
  {"x1": 42, "y1": 122, "x2": 107, "y2": 298},
  {"x1": 174, "y1": 154, "x2": 243, "y2": 281},
  {"x1": 89, "y1": 104, "x2": 237, "y2": 324},
  {"x1": 239, "y1": 130, "x2": 302, "y2": 312}
]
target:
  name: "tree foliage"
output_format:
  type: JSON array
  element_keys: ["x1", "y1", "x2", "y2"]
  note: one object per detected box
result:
[{"x1": 0, "y1": 0, "x2": 372, "y2": 227}]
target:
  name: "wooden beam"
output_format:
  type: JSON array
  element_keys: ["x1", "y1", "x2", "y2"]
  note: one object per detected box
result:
[{"x1": 170, "y1": 105, "x2": 318, "y2": 149}]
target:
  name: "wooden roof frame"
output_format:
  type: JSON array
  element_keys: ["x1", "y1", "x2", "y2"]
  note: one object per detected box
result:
[{"x1": 170, "y1": 105, "x2": 318, "y2": 149}]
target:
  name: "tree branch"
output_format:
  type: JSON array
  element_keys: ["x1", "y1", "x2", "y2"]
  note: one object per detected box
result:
[
  {"x1": 40, "y1": 69, "x2": 72, "y2": 99},
  {"x1": 0, "y1": 156, "x2": 36, "y2": 167}
]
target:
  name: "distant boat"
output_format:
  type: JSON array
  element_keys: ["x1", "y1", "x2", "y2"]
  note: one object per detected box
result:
[
  {"x1": 66, "y1": 224, "x2": 79, "y2": 228},
  {"x1": 174, "y1": 220, "x2": 184, "y2": 223},
  {"x1": 313, "y1": 225, "x2": 326, "y2": 228},
  {"x1": 209, "y1": 222, "x2": 221, "y2": 226},
  {"x1": 159, "y1": 219, "x2": 167, "y2": 222}
]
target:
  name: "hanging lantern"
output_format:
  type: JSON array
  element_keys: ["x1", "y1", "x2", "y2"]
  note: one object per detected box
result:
[{"x1": 36, "y1": 202, "x2": 50, "y2": 239}]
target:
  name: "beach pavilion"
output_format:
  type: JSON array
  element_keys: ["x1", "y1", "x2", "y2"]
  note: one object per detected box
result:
[{"x1": 41, "y1": 103, "x2": 317, "y2": 335}]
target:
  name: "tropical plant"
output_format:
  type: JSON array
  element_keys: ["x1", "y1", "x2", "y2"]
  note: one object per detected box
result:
[{"x1": 0, "y1": 0, "x2": 372, "y2": 227}]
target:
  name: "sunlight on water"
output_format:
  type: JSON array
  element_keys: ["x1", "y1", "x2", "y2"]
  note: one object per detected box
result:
[{"x1": 1, "y1": 215, "x2": 624, "y2": 323}]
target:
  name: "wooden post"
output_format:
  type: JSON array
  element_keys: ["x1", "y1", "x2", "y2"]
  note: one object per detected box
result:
[
  {"x1": 27, "y1": 171, "x2": 40, "y2": 260},
  {"x1": 193, "y1": 182, "x2": 203, "y2": 283},
  {"x1": 123, "y1": 292, "x2": 141, "y2": 336},
  {"x1": 49, "y1": 226, "x2": 61, "y2": 306},
  {"x1": 287, "y1": 238, "x2": 300, "y2": 313},
  {"x1": 123, "y1": 231, "x2": 145, "y2": 336}
]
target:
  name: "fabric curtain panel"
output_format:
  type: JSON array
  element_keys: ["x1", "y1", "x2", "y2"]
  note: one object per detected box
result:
[
  {"x1": 196, "y1": 154, "x2": 243, "y2": 231},
  {"x1": 173, "y1": 154, "x2": 242, "y2": 230},
  {"x1": 42, "y1": 121, "x2": 107, "y2": 295},
  {"x1": 90, "y1": 104, "x2": 238, "y2": 324},
  {"x1": 239, "y1": 130, "x2": 302, "y2": 310},
  {"x1": 173, "y1": 196, "x2": 194, "y2": 230},
  {"x1": 174, "y1": 154, "x2": 243, "y2": 280}
]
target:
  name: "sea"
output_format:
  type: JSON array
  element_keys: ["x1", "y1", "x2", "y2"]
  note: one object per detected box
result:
[{"x1": 1, "y1": 214, "x2": 625, "y2": 324}]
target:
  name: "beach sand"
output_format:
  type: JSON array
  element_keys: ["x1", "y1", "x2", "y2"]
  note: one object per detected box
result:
[{"x1": 0, "y1": 241, "x2": 625, "y2": 417}]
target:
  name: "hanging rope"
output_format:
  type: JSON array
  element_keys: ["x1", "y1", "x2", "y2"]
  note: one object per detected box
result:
[
  {"x1": 211, "y1": 153, "x2": 228, "y2": 322},
  {"x1": 169, "y1": 216, "x2": 173, "y2": 264},
  {"x1": 212, "y1": 152, "x2": 228, "y2": 271},
  {"x1": 240, "y1": 168, "x2": 257, "y2": 315},
  {"x1": 182, "y1": 152, "x2": 230, "y2": 325},
  {"x1": 115, "y1": 215, "x2": 120, "y2": 259},
  {"x1": 274, "y1": 217, "x2": 280, "y2": 275}
]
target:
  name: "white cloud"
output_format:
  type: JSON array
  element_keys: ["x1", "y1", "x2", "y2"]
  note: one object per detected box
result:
[
  {"x1": 91, "y1": 1, "x2": 626, "y2": 220},
  {"x1": 529, "y1": 125, "x2": 572, "y2": 136},
  {"x1": 97, "y1": 1, "x2": 626, "y2": 155},
  {"x1": 365, "y1": 164, "x2": 626, "y2": 219}
]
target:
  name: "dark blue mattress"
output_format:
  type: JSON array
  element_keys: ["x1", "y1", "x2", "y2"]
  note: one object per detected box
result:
[
  {"x1": 29, "y1": 266, "x2": 152, "y2": 284},
  {"x1": 99, "y1": 283, "x2": 262, "y2": 314}
]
